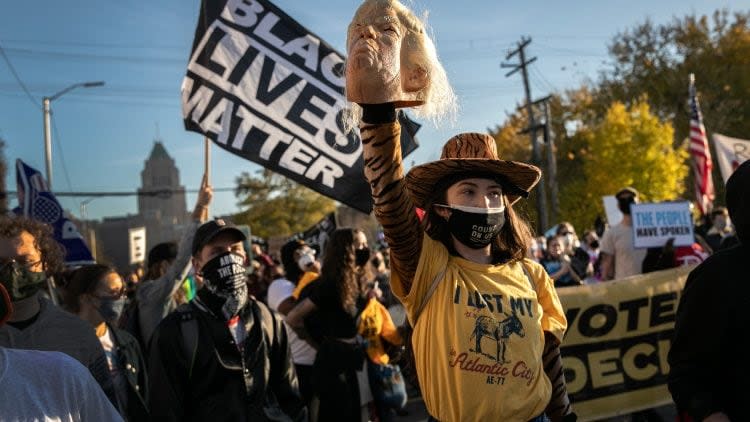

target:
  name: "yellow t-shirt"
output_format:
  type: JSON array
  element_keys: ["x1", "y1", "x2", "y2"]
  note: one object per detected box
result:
[
  {"x1": 358, "y1": 297, "x2": 403, "y2": 365},
  {"x1": 291, "y1": 271, "x2": 318, "y2": 299},
  {"x1": 393, "y1": 234, "x2": 567, "y2": 422}
]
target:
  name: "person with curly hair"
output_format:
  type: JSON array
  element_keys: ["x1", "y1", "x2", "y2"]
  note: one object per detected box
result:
[
  {"x1": 0, "y1": 215, "x2": 118, "y2": 407},
  {"x1": 287, "y1": 228, "x2": 375, "y2": 421}
]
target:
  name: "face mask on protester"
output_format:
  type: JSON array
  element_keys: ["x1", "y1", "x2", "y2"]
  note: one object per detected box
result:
[
  {"x1": 355, "y1": 248, "x2": 371, "y2": 267},
  {"x1": 438, "y1": 204, "x2": 506, "y2": 249},
  {"x1": 589, "y1": 240, "x2": 600, "y2": 250},
  {"x1": 371, "y1": 256, "x2": 382, "y2": 268},
  {"x1": 97, "y1": 297, "x2": 127, "y2": 324},
  {"x1": 0, "y1": 260, "x2": 47, "y2": 301},
  {"x1": 199, "y1": 252, "x2": 249, "y2": 319}
]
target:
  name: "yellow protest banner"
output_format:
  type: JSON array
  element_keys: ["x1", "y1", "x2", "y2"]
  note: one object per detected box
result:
[{"x1": 556, "y1": 266, "x2": 694, "y2": 421}]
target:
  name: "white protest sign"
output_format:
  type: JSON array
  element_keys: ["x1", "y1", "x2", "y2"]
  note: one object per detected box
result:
[
  {"x1": 602, "y1": 196, "x2": 623, "y2": 226},
  {"x1": 631, "y1": 202, "x2": 694, "y2": 249},
  {"x1": 128, "y1": 227, "x2": 147, "y2": 265},
  {"x1": 712, "y1": 133, "x2": 750, "y2": 183}
]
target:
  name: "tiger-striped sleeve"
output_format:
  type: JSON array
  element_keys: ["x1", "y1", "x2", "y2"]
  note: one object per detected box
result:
[
  {"x1": 542, "y1": 332, "x2": 574, "y2": 422},
  {"x1": 360, "y1": 118, "x2": 422, "y2": 296}
]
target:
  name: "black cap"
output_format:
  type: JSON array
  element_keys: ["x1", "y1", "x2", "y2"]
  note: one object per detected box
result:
[
  {"x1": 192, "y1": 219, "x2": 247, "y2": 256},
  {"x1": 615, "y1": 187, "x2": 639, "y2": 199},
  {"x1": 0, "y1": 284, "x2": 12, "y2": 326}
]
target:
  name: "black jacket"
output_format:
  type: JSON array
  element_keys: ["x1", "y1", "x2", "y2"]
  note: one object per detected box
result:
[
  {"x1": 668, "y1": 244, "x2": 750, "y2": 421},
  {"x1": 148, "y1": 297, "x2": 306, "y2": 422},
  {"x1": 109, "y1": 325, "x2": 149, "y2": 421}
]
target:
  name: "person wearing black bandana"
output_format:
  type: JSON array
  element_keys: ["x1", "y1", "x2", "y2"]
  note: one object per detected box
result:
[{"x1": 148, "y1": 219, "x2": 306, "y2": 422}]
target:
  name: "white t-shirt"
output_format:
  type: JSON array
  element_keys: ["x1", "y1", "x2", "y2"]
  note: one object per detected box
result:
[
  {"x1": 0, "y1": 347, "x2": 122, "y2": 421},
  {"x1": 267, "y1": 278, "x2": 316, "y2": 366},
  {"x1": 600, "y1": 222, "x2": 647, "y2": 280}
]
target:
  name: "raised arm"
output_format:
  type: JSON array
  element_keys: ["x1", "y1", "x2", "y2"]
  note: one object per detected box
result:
[{"x1": 360, "y1": 104, "x2": 423, "y2": 296}]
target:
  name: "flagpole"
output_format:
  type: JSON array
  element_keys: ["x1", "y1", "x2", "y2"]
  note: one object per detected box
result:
[{"x1": 204, "y1": 136, "x2": 211, "y2": 216}]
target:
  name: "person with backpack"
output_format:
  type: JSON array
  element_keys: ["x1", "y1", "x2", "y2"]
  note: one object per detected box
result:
[
  {"x1": 345, "y1": 1, "x2": 575, "y2": 420},
  {"x1": 147, "y1": 219, "x2": 306, "y2": 421}
]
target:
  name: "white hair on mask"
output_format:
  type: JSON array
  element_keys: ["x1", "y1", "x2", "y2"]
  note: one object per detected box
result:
[{"x1": 342, "y1": 0, "x2": 458, "y2": 133}]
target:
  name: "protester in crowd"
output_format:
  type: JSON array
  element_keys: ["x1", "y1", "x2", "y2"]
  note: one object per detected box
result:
[
  {"x1": 267, "y1": 239, "x2": 320, "y2": 417},
  {"x1": 529, "y1": 236, "x2": 546, "y2": 263},
  {"x1": 148, "y1": 219, "x2": 305, "y2": 421},
  {"x1": 358, "y1": 286, "x2": 405, "y2": 422},
  {"x1": 599, "y1": 187, "x2": 647, "y2": 280},
  {"x1": 63, "y1": 264, "x2": 149, "y2": 421},
  {"x1": 247, "y1": 242, "x2": 278, "y2": 303},
  {"x1": 703, "y1": 206, "x2": 735, "y2": 253},
  {"x1": 541, "y1": 235, "x2": 582, "y2": 288},
  {"x1": 286, "y1": 228, "x2": 375, "y2": 422},
  {"x1": 555, "y1": 222, "x2": 591, "y2": 282},
  {"x1": 580, "y1": 230, "x2": 601, "y2": 282},
  {"x1": 0, "y1": 215, "x2": 118, "y2": 406},
  {"x1": 345, "y1": 1, "x2": 574, "y2": 419},
  {"x1": 668, "y1": 160, "x2": 750, "y2": 422},
  {"x1": 0, "y1": 282, "x2": 123, "y2": 421},
  {"x1": 131, "y1": 175, "x2": 212, "y2": 349},
  {"x1": 370, "y1": 249, "x2": 397, "y2": 308}
]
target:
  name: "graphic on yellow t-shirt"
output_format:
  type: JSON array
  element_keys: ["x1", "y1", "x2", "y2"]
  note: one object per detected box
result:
[{"x1": 469, "y1": 312, "x2": 525, "y2": 364}]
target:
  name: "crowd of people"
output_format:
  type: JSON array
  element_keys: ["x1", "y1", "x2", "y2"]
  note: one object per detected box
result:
[
  {"x1": 528, "y1": 186, "x2": 739, "y2": 293},
  {"x1": 0, "y1": 0, "x2": 747, "y2": 421}
]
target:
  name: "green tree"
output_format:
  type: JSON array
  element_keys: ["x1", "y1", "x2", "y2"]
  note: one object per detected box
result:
[
  {"x1": 233, "y1": 169, "x2": 337, "y2": 239},
  {"x1": 558, "y1": 100, "x2": 689, "y2": 231},
  {"x1": 597, "y1": 10, "x2": 750, "y2": 203}
]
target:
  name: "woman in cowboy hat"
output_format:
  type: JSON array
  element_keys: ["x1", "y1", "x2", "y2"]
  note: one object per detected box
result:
[{"x1": 346, "y1": 2, "x2": 574, "y2": 420}]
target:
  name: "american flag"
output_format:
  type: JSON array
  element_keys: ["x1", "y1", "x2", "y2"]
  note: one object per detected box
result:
[{"x1": 688, "y1": 73, "x2": 714, "y2": 216}]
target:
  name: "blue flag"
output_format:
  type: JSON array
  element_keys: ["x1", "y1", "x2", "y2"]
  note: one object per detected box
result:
[{"x1": 15, "y1": 159, "x2": 95, "y2": 267}]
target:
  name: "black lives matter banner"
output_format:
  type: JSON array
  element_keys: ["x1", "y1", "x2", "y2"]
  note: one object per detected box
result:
[
  {"x1": 182, "y1": 0, "x2": 420, "y2": 213},
  {"x1": 556, "y1": 266, "x2": 693, "y2": 420}
]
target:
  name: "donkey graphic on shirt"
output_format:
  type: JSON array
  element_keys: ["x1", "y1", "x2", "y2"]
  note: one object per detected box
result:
[{"x1": 469, "y1": 312, "x2": 525, "y2": 363}]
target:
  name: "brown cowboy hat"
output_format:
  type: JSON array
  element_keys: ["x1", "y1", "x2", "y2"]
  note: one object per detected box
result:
[{"x1": 405, "y1": 132, "x2": 541, "y2": 208}]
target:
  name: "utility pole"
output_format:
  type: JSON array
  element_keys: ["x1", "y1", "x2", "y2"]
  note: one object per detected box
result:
[
  {"x1": 502, "y1": 37, "x2": 548, "y2": 233},
  {"x1": 542, "y1": 99, "x2": 559, "y2": 222}
]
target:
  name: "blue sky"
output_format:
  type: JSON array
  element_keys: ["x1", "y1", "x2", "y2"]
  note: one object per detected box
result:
[{"x1": 1, "y1": 0, "x2": 743, "y2": 221}]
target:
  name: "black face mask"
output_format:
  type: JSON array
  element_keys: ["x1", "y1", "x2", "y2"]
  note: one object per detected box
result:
[
  {"x1": 441, "y1": 204, "x2": 506, "y2": 249},
  {"x1": 617, "y1": 196, "x2": 635, "y2": 215},
  {"x1": 355, "y1": 248, "x2": 371, "y2": 267},
  {"x1": 199, "y1": 252, "x2": 248, "y2": 319},
  {"x1": 97, "y1": 297, "x2": 127, "y2": 325},
  {"x1": 371, "y1": 257, "x2": 382, "y2": 268},
  {"x1": 589, "y1": 240, "x2": 600, "y2": 249}
]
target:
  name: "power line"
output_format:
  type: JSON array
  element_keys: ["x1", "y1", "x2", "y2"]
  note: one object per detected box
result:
[
  {"x1": 2, "y1": 187, "x2": 237, "y2": 198},
  {"x1": 0, "y1": 40, "x2": 39, "y2": 109}
]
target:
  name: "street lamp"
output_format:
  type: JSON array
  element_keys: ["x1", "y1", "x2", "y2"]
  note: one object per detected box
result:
[{"x1": 43, "y1": 81, "x2": 105, "y2": 189}]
